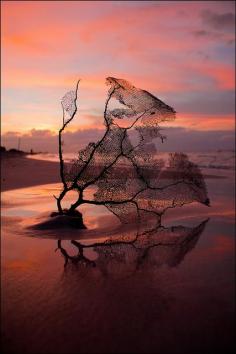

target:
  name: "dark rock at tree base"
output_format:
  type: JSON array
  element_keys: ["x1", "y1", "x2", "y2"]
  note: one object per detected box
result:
[
  {"x1": 31, "y1": 209, "x2": 87, "y2": 230},
  {"x1": 50, "y1": 209, "x2": 86, "y2": 229},
  {"x1": 50, "y1": 208, "x2": 83, "y2": 217}
]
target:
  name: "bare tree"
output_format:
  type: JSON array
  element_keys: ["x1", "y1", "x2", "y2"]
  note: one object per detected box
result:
[{"x1": 54, "y1": 77, "x2": 209, "y2": 226}]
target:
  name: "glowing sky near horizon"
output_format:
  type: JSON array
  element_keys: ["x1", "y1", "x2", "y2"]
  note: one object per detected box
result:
[{"x1": 1, "y1": 1, "x2": 235, "y2": 137}]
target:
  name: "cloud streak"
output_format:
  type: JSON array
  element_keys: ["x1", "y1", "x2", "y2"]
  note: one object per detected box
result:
[{"x1": 201, "y1": 9, "x2": 236, "y2": 30}]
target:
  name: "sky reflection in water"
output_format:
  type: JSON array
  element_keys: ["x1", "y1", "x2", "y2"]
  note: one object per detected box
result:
[{"x1": 1, "y1": 172, "x2": 235, "y2": 353}]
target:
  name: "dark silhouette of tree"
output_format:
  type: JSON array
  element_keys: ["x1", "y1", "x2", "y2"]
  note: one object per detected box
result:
[{"x1": 54, "y1": 77, "x2": 209, "y2": 226}]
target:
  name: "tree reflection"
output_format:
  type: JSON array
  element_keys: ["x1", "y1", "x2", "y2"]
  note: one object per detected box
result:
[{"x1": 55, "y1": 218, "x2": 208, "y2": 275}]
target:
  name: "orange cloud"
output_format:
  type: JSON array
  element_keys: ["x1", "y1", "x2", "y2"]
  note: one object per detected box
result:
[{"x1": 175, "y1": 113, "x2": 235, "y2": 131}]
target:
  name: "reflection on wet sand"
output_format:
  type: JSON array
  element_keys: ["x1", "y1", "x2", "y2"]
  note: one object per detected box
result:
[
  {"x1": 56, "y1": 219, "x2": 208, "y2": 275},
  {"x1": 2, "y1": 175, "x2": 234, "y2": 354}
]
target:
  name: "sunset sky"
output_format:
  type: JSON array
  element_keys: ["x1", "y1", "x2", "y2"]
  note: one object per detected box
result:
[{"x1": 1, "y1": 1, "x2": 235, "y2": 152}]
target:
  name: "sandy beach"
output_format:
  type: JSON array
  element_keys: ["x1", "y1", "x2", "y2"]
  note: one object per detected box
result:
[
  {"x1": 1, "y1": 154, "x2": 235, "y2": 354},
  {"x1": 1, "y1": 155, "x2": 60, "y2": 191}
]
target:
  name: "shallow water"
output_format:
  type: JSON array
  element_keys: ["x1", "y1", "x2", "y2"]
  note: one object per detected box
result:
[{"x1": 1, "y1": 169, "x2": 235, "y2": 353}]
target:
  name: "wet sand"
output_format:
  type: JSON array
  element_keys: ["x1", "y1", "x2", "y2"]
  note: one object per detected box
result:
[{"x1": 1, "y1": 156, "x2": 235, "y2": 353}]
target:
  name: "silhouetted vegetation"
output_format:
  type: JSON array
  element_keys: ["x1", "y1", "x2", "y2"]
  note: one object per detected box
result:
[
  {"x1": 0, "y1": 147, "x2": 27, "y2": 157},
  {"x1": 55, "y1": 78, "x2": 209, "y2": 227}
]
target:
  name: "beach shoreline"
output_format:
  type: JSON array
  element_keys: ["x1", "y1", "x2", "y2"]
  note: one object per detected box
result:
[
  {"x1": 1, "y1": 154, "x2": 228, "y2": 192},
  {"x1": 1, "y1": 155, "x2": 60, "y2": 192}
]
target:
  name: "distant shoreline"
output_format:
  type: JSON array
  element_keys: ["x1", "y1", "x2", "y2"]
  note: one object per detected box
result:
[{"x1": 0, "y1": 147, "x2": 44, "y2": 159}]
